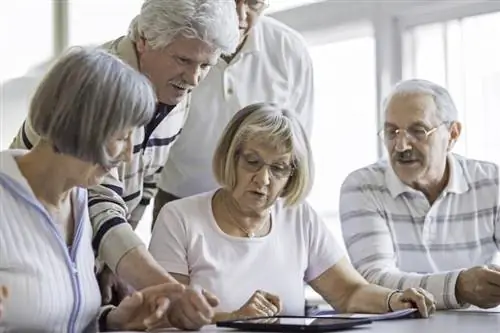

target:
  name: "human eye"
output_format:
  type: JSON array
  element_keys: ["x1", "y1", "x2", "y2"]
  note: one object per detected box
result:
[{"x1": 408, "y1": 126, "x2": 428, "y2": 139}]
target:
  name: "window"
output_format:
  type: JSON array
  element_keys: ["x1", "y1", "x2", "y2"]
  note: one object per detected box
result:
[
  {"x1": 403, "y1": 11, "x2": 500, "y2": 164},
  {"x1": 0, "y1": 0, "x2": 53, "y2": 82},
  {"x1": 69, "y1": 0, "x2": 143, "y2": 46},
  {"x1": 308, "y1": 34, "x2": 378, "y2": 242}
]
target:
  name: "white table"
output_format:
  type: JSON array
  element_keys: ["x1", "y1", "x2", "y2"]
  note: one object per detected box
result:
[{"x1": 116, "y1": 311, "x2": 500, "y2": 333}]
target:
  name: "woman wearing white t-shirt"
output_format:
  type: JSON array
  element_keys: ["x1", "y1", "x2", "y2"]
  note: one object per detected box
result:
[
  {"x1": 149, "y1": 103, "x2": 437, "y2": 322},
  {"x1": 0, "y1": 47, "x2": 185, "y2": 332}
]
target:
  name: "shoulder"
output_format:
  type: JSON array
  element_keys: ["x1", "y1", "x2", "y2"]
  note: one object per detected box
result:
[
  {"x1": 257, "y1": 16, "x2": 310, "y2": 61},
  {"x1": 273, "y1": 199, "x2": 320, "y2": 228},
  {"x1": 454, "y1": 154, "x2": 499, "y2": 180},
  {"x1": 341, "y1": 159, "x2": 389, "y2": 191},
  {"x1": 160, "y1": 190, "x2": 215, "y2": 220}
]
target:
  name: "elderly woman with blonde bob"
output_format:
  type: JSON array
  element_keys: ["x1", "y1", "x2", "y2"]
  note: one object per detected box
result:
[
  {"x1": 0, "y1": 47, "x2": 186, "y2": 332},
  {"x1": 149, "y1": 103, "x2": 437, "y2": 321}
]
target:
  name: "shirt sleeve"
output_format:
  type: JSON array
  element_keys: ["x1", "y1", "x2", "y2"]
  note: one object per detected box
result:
[
  {"x1": 495, "y1": 165, "x2": 500, "y2": 250},
  {"x1": 9, "y1": 119, "x2": 39, "y2": 150},
  {"x1": 304, "y1": 203, "x2": 346, "y2": 282},
  {"x1": 88, "y1": 167, "x2": 144, "y2": 272},
  {"x1": 148, "y1": 203, "x2": 189, "y2": 276},
  {"x1": 289, "y1": 40, "x2": 314, "y2": 138},
  {"x1": 339, "y1": 171, "x2": 464, "y2": 309}
]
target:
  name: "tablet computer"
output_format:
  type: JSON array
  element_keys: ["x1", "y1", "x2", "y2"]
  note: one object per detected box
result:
[{"x1": 216, "y1": 316, "x2": 372, "y2": 332}]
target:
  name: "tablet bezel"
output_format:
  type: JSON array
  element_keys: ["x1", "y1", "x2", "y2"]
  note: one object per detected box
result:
[{"x1": 216, "y1": 315, "x2": 373, "y2": 332}]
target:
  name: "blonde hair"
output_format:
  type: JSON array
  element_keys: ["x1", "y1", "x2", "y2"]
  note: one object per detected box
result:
[{"x1": 213, "y1": 103, "x2": 314, "y2": 206}]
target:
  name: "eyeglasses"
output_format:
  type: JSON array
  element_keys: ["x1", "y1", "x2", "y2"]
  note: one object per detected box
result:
[
  {"x1": 241, "y1": 0, "x2": 269, "y2": 12},
  {"x1": 238, "y1": 152, "x2": 294, "y2": 179},
  {"x1": 378, "y1": 122, "x2": 449, "y2": 142}
]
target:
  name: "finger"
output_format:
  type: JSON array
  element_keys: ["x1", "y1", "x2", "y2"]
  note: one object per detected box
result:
[
  {"x1": 185, "y1": 290, "x2": 214, "y2": 320},
  {"x1": 144, "y1": 283, "x2": 185, "y2": 300},
  {"x1": 259, "y1": 292, "x2": 281, "y2": 313},
  {"x1": 249, "y1": 302, "x2": 271, "y2": 317},
  {"x1": 171, "y1": 303, "x2": 206, "y2": 330},
  {"x1": 403, "y1": 290, "x2": 428, "y2": 318},
  {"x1": 202, "y1": 289, "x2": 220, "y2": 307},
  {"x1": 417, "y1": 288, "x2": 436, "y2": 313},
  {"x1": 102, "y1": 285, "x2": 113, "y2": 304},
  {"x1": 1, "y1": 286, "x2": 7, "y2": 298},
  {"x1": 484, "y1": 268, "x2": 500, "y2": 287},
  {"x1": 255, "y1": 293, "x2": 278, "y2": 315},
  {"x1": 144, "y1": 297, "x2": 170, "y2": 327}
]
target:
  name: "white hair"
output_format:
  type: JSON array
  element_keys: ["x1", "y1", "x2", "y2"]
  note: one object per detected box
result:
[
  {"x1": 128, "y1": 0, "x2": 239, "y2": 54},
  {"x1": 382, "y1": 79, "x2": 459, "y2": 122}
]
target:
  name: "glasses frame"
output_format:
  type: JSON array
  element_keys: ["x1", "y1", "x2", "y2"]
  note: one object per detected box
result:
[
  {"x1": 237, "y1": 151, "x2": 295, "y2": 180},
  {"x1": 378, "y1": 121, "x2": 449, "y2": 143}
]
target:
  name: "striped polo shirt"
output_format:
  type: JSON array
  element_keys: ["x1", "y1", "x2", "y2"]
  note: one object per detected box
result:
[
  {"x1": 9, "y1": 36, "x2": 190, "y2": 271},
  {"x1": 339, "y1": 153, "x2": 500, "y2": 309}
]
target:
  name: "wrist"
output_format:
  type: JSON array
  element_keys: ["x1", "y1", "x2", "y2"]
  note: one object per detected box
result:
[
  {"x1": 386, "y1": 290, "x2": 402, "y2": 312},
  {"x1": 104, "y1": 308, "x2": 122, "y2": 331},
  {"x1": 455, "y1": 272, "x2": 466, "y2": 305}
]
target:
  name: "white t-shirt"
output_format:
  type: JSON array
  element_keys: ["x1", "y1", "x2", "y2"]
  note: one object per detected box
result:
[
  {"x1": 149, "y1": 190, "x2": 345, "y2": 315},
  {"x1": 157, "y1": 16, "x2": 314, "y2": 198}
]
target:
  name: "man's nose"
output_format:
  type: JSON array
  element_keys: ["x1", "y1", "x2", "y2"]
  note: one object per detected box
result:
[{"x1": 394, "y1": 131, "x2": 412, "y2": 152}]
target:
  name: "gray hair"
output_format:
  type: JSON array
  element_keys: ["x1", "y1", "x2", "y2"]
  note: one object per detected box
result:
[
  {"x1": 382, "y1": 79, "x2": 459, "y2": 123},
  {"x1": 128, "y1": 0, "x2": 239, "y2": 54},
  {"x1": 29, "y1": 47, "x2": 156, "y2": 167},
  {"x1": 213, "y1": 103, "x2": 314, "y2": 206}
]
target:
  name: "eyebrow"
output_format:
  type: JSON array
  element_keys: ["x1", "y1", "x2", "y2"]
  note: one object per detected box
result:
[
  {"x1": 243, "y1": 149, "x2": 291, "y2": 164},
  {"x1": 384, "y1": 121, "x2": 430, "y2": 128}
]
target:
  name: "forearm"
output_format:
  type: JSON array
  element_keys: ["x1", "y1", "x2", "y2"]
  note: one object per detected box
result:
[
  {"x1": 342, "y1": 283, "x2": 392, "y2": 314},
  {"x1": 116, "y1": 245, "x2": 177, "y2": 290},
  {"x1": 359, "y1": 265, "x2": 463, "y2": 310}
]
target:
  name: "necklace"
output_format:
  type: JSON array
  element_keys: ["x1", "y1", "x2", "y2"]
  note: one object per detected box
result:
[
  {"x1": 217, "y1": 190, "x2": 270, "y2": 238},
  {"x1": 226, "y1": 215, "x2": 269, "y2": 238}
]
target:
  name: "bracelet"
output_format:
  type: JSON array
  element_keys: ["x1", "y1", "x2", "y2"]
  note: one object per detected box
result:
[
  {"x1": 386, "y1": 290, "x2": 402, "y2": 312},
  {"x1": 98, "y1": 305, "x2": 115, "y2": 332}
]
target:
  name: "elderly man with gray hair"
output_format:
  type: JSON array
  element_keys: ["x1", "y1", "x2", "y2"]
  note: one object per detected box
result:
[
  {"x1": 340, "y1": 79, "x2": 500, "y2": 311},
  {"x1": 10, "y1": 0, "x2": 239, "y2": 329}
]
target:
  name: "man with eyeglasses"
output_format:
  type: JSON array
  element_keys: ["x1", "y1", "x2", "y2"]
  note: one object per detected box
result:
[
  {"x1": 152, "y1": 0, "x2": 314, "y2": 223},
  {"x1": 339, "y1": 79, "x2": 500, "y2": 311}
]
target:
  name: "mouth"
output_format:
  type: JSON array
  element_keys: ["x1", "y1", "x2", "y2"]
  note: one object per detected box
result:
[
  {"x1": 395, "y1": 158, "x2": 420, "y2": 167},
  {"x1": 249, "y1": 190, "x2": 267, "y2": 198}
]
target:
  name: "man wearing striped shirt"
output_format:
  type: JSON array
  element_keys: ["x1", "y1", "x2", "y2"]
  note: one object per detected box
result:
[
  {"x1": 9, "y1": 0, "x2": 239, "y2": 328},
  {"x1": 340, "y1": 79, "x2": 500, "y2": 310}
]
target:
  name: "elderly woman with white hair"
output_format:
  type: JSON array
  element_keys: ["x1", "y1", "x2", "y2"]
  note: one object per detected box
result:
[
  {"x1": 0, "y1": 47, "x2": 188, "y2": 332},
  {"x1": 149, "y1": 103, "x2": 437, "y2": 321}
]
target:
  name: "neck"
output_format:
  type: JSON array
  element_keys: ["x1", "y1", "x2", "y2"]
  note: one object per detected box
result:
[
  {"x1": 412, "y1": 161, "x2": 449, "y2": 204},
  {"x1": 16, "y1": 142, "x2": 75, "y2": 207},
  {"x1": 217, "y1": 189, "x2": 269, "y2": 231}
]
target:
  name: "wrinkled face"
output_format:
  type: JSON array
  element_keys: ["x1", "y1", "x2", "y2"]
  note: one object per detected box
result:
[
  {"x1": 230, "y1": 138, "x2": 293, "y2": 216},
  {"x1": 235, "y1": 0, "x2": 268, "y2": 42},
  {"x1": 383, "y1": 93, "x2": 461, "y2": 188},
  {"x1": 136, "y1": 36, "x2": 220, "y2": 105},
  {"x1": 75, "y1": 128, "x2": 134, "y2": 188}
]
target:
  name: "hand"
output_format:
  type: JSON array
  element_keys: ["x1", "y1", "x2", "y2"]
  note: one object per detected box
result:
[
  {"x1": 166, "y1": 287, "x2": 219, "y2": 330},
  {"x1": 233, "y1": 290, "x2": 282, "y2": 319},
  {"x1": 456, "y1": 266, "x2": 500, "y2": 308},
  {"x1": 106, "y1": 282, "x2": 185, "y2": 331},
  {"x1": 0, "y1": 285, "x2": 8, "y2": 320},
  {"x1": 98, "y1": 265, "x2": 133, "y2": 305},
  {"x1": 388, "y1": 288, "x2": 436, "y2": 318}
]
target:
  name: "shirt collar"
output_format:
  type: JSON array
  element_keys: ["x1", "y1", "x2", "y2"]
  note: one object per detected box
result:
[
  {"x1": 385, "y1": 153, "x2": 469, "y2": 198},
  {"x1": 113, "y1": 36, "x2": 140, "y2": 71}
]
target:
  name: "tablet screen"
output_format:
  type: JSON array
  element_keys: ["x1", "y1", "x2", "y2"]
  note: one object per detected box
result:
[{"x1": 234, "y1": 317, "x2": 363, "y2": 326}]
